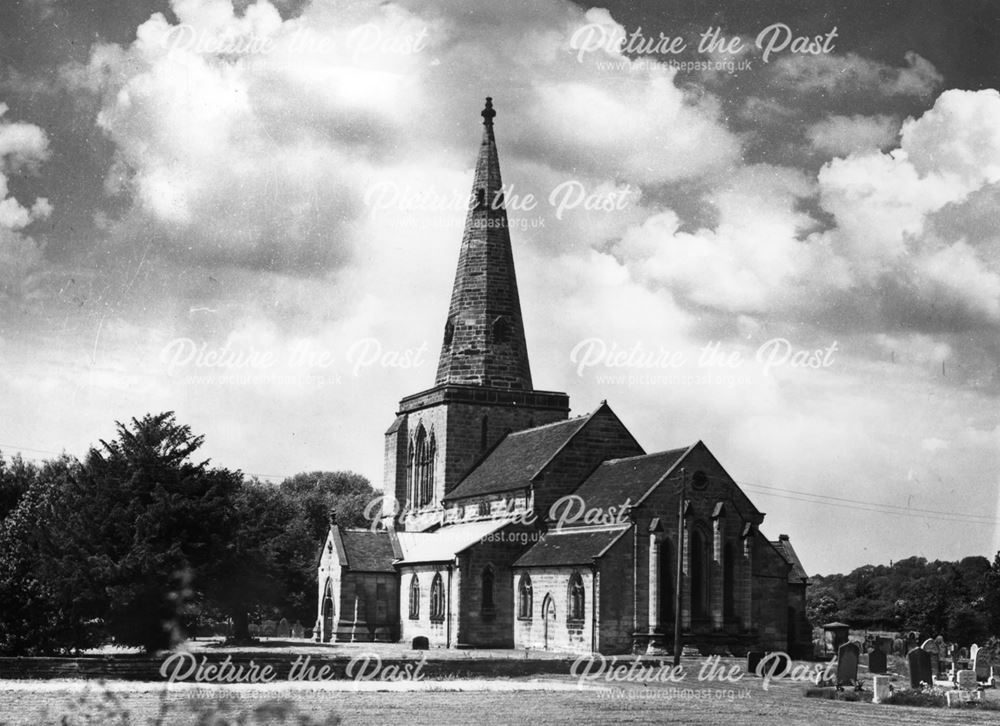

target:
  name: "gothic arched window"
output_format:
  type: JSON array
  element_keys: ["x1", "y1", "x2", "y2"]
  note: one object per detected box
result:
[
  {"x1": 408, "y1": 575, "x2": 420, "y2": 619},
  {"x1": 518, "y1": 573, "x2": 533, "y2": 620},
  {"x1": 691, "y1": 525, "x2": 711, "y2": 620},
  {"x1": 568, "y1": 572, "x2": 585, "y2": 621},
  {"x1": 723, "y1": 541, "x2": 735, "y2": 620},
  {"x1": 481, "y1": 566, "x2": 495, "y2": 612},
  {"x1": 421, "y1": 433, "x2": 435, "y2": 506},
  {"x1": 430, "y1": 572, "x2": 445, "y2": 621},
  {"x1": 405, "y1": 437, "x2": 415, "y2": 506},
  {"x1": 659, "y1": 538, "x2": 674, "y2": 626},
  {"x1": 410, "y1": 425, "x2": 436, "y2": 508}
]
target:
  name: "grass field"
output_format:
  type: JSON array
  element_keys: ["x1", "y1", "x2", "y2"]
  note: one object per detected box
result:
[{"x1": 1, "y1": 670, "x2": 998, "y2": 725}]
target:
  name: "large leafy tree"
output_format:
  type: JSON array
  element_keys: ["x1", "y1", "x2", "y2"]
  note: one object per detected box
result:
[
  {"x1": 0, "y1": 414, "x2": 380, "y2": 653},
  {"x1": 203, "y1": 478, "x2": 295, "y2": 641},
  {"x1": 0, "y1": 413, "x2": 243, "y2": 654},
  {"x1": 273, "y1": 472, "x2": 377, "y2": 625},
  {"x1": 72, "y1": 412, "x2": 244, "y2": 651},
  {"x1": 0, "y1": 455, "x2": 88, "y2": 654},
  {"x1": 0, "y1": 452, "x2": 37, "y2": 522},
  {"x1": 986, "y1": 552, "x2": 1000, "y2": 637}
]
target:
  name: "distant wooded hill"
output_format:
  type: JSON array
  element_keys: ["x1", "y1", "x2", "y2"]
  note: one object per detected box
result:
[{"x1": 806, "y1": 555, "x2": 1000, "y2": 645}]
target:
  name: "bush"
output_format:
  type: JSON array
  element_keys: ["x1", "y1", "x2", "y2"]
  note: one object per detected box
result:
[
  {"x1": 883, "y1": 687, "x2": 947, "y2": 707},
  {"x1": 804, "y1": 687, "x2": 865, "y2": 702}
]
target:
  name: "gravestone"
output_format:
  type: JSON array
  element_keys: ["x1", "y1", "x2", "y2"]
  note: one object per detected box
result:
[
  {"x1": 747, "y1": 651, "x2": 765, "y2": 675},
  {"x1": 869, "y1": 647, "x2": 887, "y2": 675},
  {"x1": 908, "y1": 648, "x2": 932, "y2": 688},
  {"x1": 412, "y1": 636, "x2": 429, "y2": 650},
  {"x1": 277, "y1": 618, "x2": 291, "y2": 638},
  {"x1": 875, "y1": 636, "x2": 892, "y2": 655},
  {"x1": 921, "y1": 638, "x2": 940, "y2": 677},
  {"x1": 971, "y1": 644, "x2": 990, "y2": 682},
  {"x1": 262, "y1": 619, "x2": 277, "y2": 637},
  {"x1": 872, "y1": 675, "x2": 891, "y2": 704},
  {"x1": 959, "y1": 646, "x2": 969, "y2": 660},
  {"x1": 893, "y1": 638, "x2": 904, "y2": 656},
  {"x1": 769, "y1": 652, "x2": 791, "y2": 676},
  {"x1": 291, "y1": 621, "x2": 304, "y2": 639},
  {"x1": 957, "y1": 669, "x2": 977, "y2": 691},
  {"x1": 837, "y1": 641, "x2": 861, "y2": 688}
]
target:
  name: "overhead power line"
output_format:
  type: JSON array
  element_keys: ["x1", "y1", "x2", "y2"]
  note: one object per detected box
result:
[{"x1": 739, "y1": 484, "x2": 999, "y2": 526}]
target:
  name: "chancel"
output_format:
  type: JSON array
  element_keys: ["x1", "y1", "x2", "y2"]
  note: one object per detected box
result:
[{"x1": 316, "y1": 98, "x2": 810, "y2": 655}]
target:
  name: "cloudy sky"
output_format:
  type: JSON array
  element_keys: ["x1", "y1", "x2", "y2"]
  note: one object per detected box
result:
[{"x1": 1, "y1": 0, "x2": 998, "y2": 574}]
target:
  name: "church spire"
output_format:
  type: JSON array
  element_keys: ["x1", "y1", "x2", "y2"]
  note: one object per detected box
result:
[{"x1": 435, "y1": 97, "x2": 533, "y2": 390}]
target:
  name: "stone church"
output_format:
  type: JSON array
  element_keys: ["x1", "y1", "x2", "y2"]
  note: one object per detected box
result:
[{"x1": 316, "y1": 98, "x2": 810, "y2": 655}]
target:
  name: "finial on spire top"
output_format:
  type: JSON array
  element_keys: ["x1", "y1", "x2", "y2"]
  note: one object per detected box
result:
[{"x1": 481, "y1": 96, "x2": 496, "y2": 126}]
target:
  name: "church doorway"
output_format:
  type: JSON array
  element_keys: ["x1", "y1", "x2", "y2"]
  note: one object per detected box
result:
[
  {"x1": 321, "y1": 580, "x2": 335, "y2": 643},
  {"x1": 542, "y1": 594, "x2": 556, "y2": 650}
]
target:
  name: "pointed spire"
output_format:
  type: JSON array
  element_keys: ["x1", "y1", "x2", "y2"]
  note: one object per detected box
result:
[{"x1": 435, "y1": 97, "x2": 533, "y2": 390}]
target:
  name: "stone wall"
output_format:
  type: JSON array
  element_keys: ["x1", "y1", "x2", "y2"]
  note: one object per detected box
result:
[
  {"x1": 398, "y1": 563, "x2": 457, "y2": 648},
  {"x1": 512, "y1": 567, "x2": 595, "y2": 653},
  {"x1": 384, "y1": 390, "x2": 568, "y2": 530},
  {"x1": 625, "y1": 442, "x2": 763, "y2": 644},
  {"x1": 532, "y1": 405, "x2": 644, "y2": 519},
  {"x1": 751, "y1": 532, "x2": 792, "y2": 651},
  {"x1": 597, "y1": 528, "x2": 636, "y2": 653},
  {"x1": 456, "y1": 523, "x2": 539, "y2": 647}
]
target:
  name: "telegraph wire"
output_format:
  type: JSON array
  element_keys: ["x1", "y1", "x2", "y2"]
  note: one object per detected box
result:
[
  {"x1": 689, "y1": 469, "x2": 999, "y2": 526},
  {"x1": 740, "y1": 480, "x2": 997, "y2": 521},
  {"x1": 739, "y1": 484, "x2": 999, "y2": 526}
]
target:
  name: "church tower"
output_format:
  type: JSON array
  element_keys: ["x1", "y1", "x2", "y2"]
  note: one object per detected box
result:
[{"x1": 384, "y1": 98, "x2": 570, "y2": 530}]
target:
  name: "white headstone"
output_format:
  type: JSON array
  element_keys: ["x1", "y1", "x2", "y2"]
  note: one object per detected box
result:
[{"x1": 872, "y1": 675, "x2": 891, "y2": 704}]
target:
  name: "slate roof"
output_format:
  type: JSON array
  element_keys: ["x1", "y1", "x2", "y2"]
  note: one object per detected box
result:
[
  {"x1": 394, "y1": 519, "x2": 512, "y2": 564},
  {"x1": 568, "y1": 448, "x2": 690, "y2": 514},
  {"x1": 442, "y1": 415, "x2": 591, "y2": 501},
  {"x1": 514, "y1": 527, "x2": 630, "y2": 568},
  {"x1": 338, "y1": 529, "x2": 397, "y2": 572},
  {"x1": 771, "y1": 536, "x2": 809, "y2": 584}
]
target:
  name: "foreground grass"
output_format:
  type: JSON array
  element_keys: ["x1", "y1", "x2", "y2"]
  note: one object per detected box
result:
[{"x1": 0, "y1": 675, "x2": 998, "y2": 726}]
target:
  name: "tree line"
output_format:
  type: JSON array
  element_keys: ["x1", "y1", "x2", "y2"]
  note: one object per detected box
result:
[
  {"x1": 0, "y1": 412, "x2": 377, "y2": 655},
  {"x1": 806, "y1": 554, "x2": 1000, "y2": 645}
]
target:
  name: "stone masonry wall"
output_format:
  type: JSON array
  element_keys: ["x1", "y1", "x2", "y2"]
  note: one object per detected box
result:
[{"x1": 512, "y1": 567, "x2": 595, "y2": 653}]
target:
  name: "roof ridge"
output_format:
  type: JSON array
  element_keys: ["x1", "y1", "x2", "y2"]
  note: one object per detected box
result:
[
  {"x1": 602, "y1": 447, "x2": 691, "y2": 465},
  {"x1": 508, "y1": 413, "x2": 588, "y2": 436},
  {"x1": 543, "y1": 523, "x2": 630, "y2": 534},
  {"x1": 341, "y1": 527, "x2": 390, "y2": 534}
]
